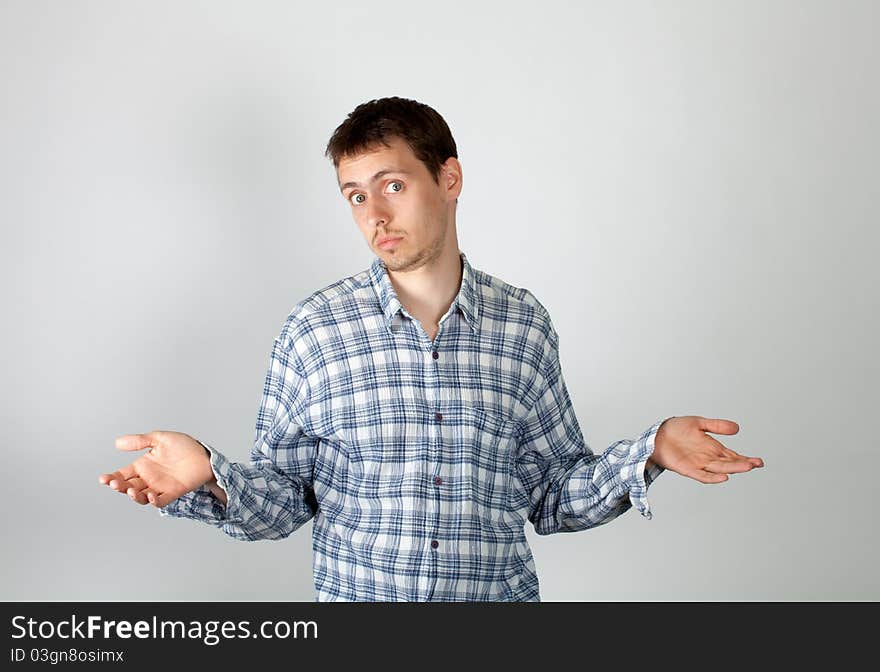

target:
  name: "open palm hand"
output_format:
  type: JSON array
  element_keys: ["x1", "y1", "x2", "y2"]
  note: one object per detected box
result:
[{"x1": 98, "y1": 430, "x2": 214, "y2": 507}]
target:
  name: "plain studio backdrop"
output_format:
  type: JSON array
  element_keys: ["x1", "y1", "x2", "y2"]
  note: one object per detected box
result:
[{"x1": 1, "y1": 0, "x2": 877, "y2": 601}]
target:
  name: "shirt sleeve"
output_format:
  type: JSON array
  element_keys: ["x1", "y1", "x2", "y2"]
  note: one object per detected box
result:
[
  {"x1": 158, "y1": 332, "x2": 319, "y2": 541},
  {"x1": 514, "y1": 312, "x2": 671, "y2": 535}
]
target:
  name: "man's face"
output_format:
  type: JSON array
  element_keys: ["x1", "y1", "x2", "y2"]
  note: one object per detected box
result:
[{"x1": 337, "y1": 136, "x2": 461, "y2": 272}]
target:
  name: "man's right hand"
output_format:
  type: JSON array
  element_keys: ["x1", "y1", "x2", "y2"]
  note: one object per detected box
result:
[{"x1": 99, "y1": 430, "x2": 219, "y2": 508}]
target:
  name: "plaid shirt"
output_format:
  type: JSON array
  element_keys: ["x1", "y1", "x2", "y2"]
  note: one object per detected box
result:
[{"x1": 160, "y1": 251, "x2": 668, "y2": 601}]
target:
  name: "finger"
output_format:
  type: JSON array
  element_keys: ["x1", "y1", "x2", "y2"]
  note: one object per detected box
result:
[
  {"x1": 114, "y1": 434, "x2": 157, "y2": 452},
  {"x1": 100, "y1": 467, "x2": 138, "y2": 491},
  {"x1": 743, "y1": 455, "x2": 764, "y2": 467},
  {"x1": 703, "y1": 459, "x2": 756, "y2": 474},
  {"x1": 111, "y1": 477, "x2": 139, "y2": 494},
  {"x1": 728, "y1": 454, "x2": 764, "y2": 468},
  {"x1": 146, "y1": 490, "x2": 168, "y2": 508},
  {"x1": 697, "y1": 417, "x2": 740, "y2": 435},
  {"x1": 706, "y1": 436, "x2": 764, "y2": 468},
  {"x1": 124, "y1": 477, "x2": 149, "y2": 502},
  {"x1": 704, "y1": 436, "x2": 764, "y2": 468},
  {"x1": 99, "y1": 469, "x2": 125, "y2": 486},
  {"x1": 128, "y1": 484, "x2": 150, "y2": 506},
  {"x1": 123, "y1": 476, "x2": 147, "y2": 491},
  {"x1": 689, "y1": 469, "x2": 729, "y2": 484}
]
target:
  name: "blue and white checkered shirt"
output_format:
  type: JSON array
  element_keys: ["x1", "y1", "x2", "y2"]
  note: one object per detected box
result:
[{"x1": 160, "y1": 251, "x2": 668, "y2": 601}]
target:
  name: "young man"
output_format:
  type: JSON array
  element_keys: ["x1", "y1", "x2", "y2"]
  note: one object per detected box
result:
[{"x1": 100, "y1": 97, "x2": 763, "y2": 601}]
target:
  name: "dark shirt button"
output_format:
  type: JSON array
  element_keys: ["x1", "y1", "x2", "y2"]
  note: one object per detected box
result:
[
  {"x1": 434, "y1": 412, "x2": 442, "y2": 422},
  {"x1": 434, "y1": 476, "x2": 442, "y2": 486},
  {"x1": 431, "y1": 540, "x2": 439, "y2": 549},
  {"x1": 432, "y1": 350, "x2": 439, "y2": 360}
]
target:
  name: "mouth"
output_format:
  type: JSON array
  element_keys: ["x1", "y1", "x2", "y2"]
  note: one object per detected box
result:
[{"x1": 377, "y1": 237, "x2": 403, "y2": 250}]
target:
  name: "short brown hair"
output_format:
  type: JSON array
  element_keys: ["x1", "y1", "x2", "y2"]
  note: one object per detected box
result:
[{"x1": 324, "y1": 96, "x2": 458, "y2": 185}]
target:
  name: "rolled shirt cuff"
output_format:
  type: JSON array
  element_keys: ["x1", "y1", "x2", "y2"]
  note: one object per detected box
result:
[
  {"x1": 606, "y1": 417, "x2": 670, "y2": 520},
  {"x1": 157, "y1": 440, "x2": 238, "y2": 525}
]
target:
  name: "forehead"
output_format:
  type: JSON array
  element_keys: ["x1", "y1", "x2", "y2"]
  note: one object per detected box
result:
[{"x1": 336, "y1": 137, "x2": 421, "y2": 178}]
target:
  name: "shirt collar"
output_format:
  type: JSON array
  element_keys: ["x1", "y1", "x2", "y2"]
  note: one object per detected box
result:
[{"x1": 368, "y1": 250, "x2": 480, "y2": 336}]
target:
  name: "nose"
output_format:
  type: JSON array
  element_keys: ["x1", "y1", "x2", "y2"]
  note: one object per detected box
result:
[{"x1": 366, "y1": 197, "x2": 390, "y2": 230}]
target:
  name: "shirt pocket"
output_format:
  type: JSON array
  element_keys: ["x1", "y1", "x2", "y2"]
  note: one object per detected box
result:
[{"x1": 453, "y1": 405, "x2": 519, "y2": 525}]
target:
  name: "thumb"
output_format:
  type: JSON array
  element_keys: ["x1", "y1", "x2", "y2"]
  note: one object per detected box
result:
[
  {"x1": 698, "y1": 417, "x2": 740, "y2": 435},
  {"x1": 114, "y1": 433, "x2": 157, "y2": 452}
]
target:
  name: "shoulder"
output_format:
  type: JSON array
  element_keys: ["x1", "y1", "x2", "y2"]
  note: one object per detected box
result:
[
  {"x1": 273, "y1": 265, "x2": 375, "y2": 350},
  {"x1": 472, "y1": 263, "x2": 555, "y2": 339}
]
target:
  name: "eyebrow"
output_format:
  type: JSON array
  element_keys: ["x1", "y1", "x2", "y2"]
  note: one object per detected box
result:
[{"x1": 339, "y1": 168, "x2": 410, "y2": 193}]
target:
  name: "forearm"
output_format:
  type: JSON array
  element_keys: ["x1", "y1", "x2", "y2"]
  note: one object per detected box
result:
[{"x1": 528, "y1": 418, "x2": 667, "y2": 534}]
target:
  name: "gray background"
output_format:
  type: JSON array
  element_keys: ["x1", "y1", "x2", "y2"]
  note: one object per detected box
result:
[{"x1": 2, "y1": 0, "x2": 877, "y2": 601}]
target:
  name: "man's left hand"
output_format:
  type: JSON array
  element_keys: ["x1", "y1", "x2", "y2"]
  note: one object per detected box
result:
[{"x1": 647, "y1": 416, "x2": 764, "y2": 484}]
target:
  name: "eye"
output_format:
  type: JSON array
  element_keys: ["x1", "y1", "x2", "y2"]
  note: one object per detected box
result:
[{"x1": 348, "y1": 181, "x2": 403, "y2": 206}]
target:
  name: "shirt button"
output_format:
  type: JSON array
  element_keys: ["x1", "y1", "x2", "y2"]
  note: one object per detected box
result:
[
  {"x1": 434, "y1": 412, "x2": 442, "y2": 422},
  {"x1": 434, "y1": 476, "x2": 442, "y2": 486},
  {"x1": 432, "y1": 350, "x2": 439, "y2": 360},
  {"x1": 431, "y1": 540, "x2": 439, "y2": 549}
]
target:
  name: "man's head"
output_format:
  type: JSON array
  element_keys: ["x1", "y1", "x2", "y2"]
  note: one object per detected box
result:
[{"x1": 325, "y1": 97, "x2": 463, "y2": 272}]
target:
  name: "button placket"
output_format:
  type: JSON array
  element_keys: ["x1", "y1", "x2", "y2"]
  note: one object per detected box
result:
[{"x1": 423, "y1": 336, "x2": 444, "y2": 581}]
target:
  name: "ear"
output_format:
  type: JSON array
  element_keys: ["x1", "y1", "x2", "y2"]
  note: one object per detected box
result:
[{"x1": 441, "y1": 157, "x2": 463, "y2": 202}]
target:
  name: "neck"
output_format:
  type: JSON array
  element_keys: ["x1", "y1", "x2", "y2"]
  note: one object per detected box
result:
[{"x1": 387, "y1": 244, "x2": 463, "y2": 328}]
